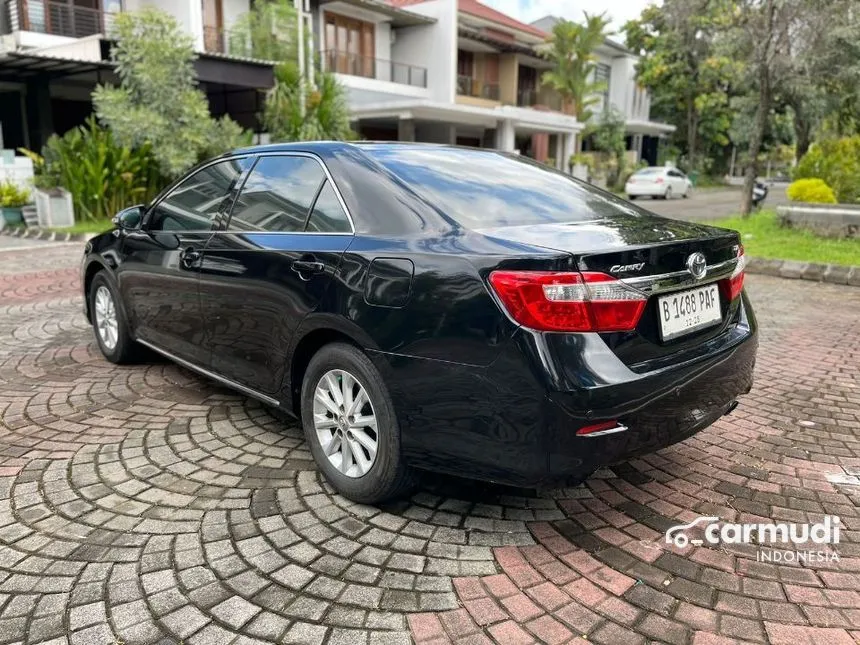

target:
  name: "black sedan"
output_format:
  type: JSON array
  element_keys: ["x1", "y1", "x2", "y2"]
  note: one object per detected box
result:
[{"x1": 82, "y1": 142, "x2": 757, "y2": 504}]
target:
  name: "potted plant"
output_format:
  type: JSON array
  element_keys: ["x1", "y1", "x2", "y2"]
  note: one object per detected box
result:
[{"x1": 0, "y1": 181, "x2": 31, "y2": 226}]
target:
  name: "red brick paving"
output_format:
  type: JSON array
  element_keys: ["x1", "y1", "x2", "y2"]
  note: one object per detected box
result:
[{"x1": 0, "y1": 243, "x2": 859, "y2": 644}]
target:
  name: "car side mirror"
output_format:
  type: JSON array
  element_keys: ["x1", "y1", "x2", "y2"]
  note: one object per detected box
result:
[{"x1": 112, "y1": 205, "x2": 144, "y2": 231}]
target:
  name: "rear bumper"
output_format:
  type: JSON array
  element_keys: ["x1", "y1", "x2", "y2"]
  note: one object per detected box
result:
[
  {"x1": 373, "y1": 293, "x2": 757, "y2": 488},
  {"x1": 625, "y1": 183, "x2": 667, "y2": 196},
  {"x1": 544, "y1": 332, "x2": 755, "y2": 479}
]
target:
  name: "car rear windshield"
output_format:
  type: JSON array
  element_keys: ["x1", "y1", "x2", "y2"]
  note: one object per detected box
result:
[
  {"x1": 633, "y1": 168, "x2": 662, "y2": 176},
  {"x1": 361, "y1": 145, "x2": 635, "y2": 229}
]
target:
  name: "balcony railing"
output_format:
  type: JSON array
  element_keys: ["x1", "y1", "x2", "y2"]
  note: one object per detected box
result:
[
  {"x1": 323, "y1": 50, "x2": 427, "y2": 88},
  {"x1": 516, "y1": 87, "x2": 565, "y2": 112},
  {"x1": 457, "y1": 75, "x2": 500, "y2": 101},
  {"x1": 7, "y1": 0, "x2": 108, "y2": 38}
]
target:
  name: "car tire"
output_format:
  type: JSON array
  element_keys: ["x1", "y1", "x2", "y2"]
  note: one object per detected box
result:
[
  {"x1": 300, "y1": 342, "x2": 414, "y2": 504},
  {"x1": 627, "y1": 194, "x2": 636, "y2": 200},
  {"x1": 89, "y1": 272, "x2": 140, "y2": 364},
  {"x1": 664, "y1": 186, "x2": 673, "y2": 200},
  {"x1": 683, "y1": 187, "x2": 691, "y2": 199}
]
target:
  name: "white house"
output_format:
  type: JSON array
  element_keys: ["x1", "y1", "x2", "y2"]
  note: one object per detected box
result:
[{"x1": 531, "y1": 15, "x2": 675, "y2": 165}]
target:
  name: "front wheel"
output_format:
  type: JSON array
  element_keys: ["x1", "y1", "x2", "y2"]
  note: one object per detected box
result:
[
  {"x1": 300, "y1": 343, "x2": 414, "y2": 504},
  {"x1": 89, "y1": 272, "x2": 140, "y2": 364}
]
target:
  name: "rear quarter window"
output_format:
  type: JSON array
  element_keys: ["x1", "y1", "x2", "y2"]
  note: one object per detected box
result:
[{"x1": 362, "y1": 146, "x2": 636, "y2": 229}]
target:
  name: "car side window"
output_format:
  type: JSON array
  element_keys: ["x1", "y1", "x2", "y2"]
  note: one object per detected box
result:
[
  {"x1": 306, "y1": 180, "x2": 351, "y2": 233},
  {"x1": 148, "y1": 159, "x2": 247, "y2": 232},
  {"x1": 228, "y1": 156, "x2": 326, "y2": 232}
]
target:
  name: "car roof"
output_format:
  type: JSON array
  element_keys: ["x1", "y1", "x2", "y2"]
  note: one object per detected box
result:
[{"x1": 229, "y1": 140, "x2": 461, "y2": 156}]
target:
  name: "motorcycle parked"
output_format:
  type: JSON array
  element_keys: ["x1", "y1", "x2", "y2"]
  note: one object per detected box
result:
[{"x1": 752, "y1": 180, "x2": 769, "y2": 210}]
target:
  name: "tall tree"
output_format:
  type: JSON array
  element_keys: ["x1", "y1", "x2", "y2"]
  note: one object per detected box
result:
[
  {"x1": 625, "y1": 0, "x2": 738, "y2": 172},
  {"x1": 541, "y1": 14, "x2": 612, "y2": 126},
  {"x1": 724, "y1": 0, "x2": 797, "y2": 215},
  {"x1": 93, "y1": 9, "x2": 247, "y2": 178}
]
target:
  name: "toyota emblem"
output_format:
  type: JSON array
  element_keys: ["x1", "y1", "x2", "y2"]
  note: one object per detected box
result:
[{"x1": 686, "y1": 252, "x2": 707, "y2": 280}]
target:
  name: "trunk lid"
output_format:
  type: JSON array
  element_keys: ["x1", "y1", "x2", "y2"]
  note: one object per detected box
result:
[{"x1": 479, "y1": 214, "x2": 744, "y2": 370}]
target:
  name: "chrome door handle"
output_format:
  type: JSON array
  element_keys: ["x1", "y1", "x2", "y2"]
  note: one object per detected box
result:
[{"x1": 291, "y1": 260, "x2": 325, "y2": 275}]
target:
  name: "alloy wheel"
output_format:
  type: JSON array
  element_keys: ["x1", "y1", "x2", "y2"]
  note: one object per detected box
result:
[
  {"x1": 94, "y1": 285, "x2": 119, "y2": 351},
  {"x1": 313, "y1": 369, "x2": 379, "y2": 478}
]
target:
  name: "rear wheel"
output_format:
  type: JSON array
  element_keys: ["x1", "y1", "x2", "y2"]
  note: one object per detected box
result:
[
  {"x1": 300, "y1": 342, "x2": 414, "y2": 504},
  {"x1": 664, "y1": 186, "x2": 673, "y2": 200},
  {"x1": 627, "y1": 194, "x2": 637, "y2": 201},
  {"x1": 89, "y1": 272, "x2": 140, "y2": 364}
]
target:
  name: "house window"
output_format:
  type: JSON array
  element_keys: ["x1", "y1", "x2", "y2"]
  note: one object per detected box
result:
[
  {"x1": 595, "y1": 63, "x2": 611, "y2": 111},
  {"x1": 325, "y1": 13, "x2": 375, "y2": 79}
]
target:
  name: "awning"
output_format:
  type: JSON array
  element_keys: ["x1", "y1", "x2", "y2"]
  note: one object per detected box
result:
[
  {"x1": 319, "y1": 0, "x2": 436, "y2": 27},
  {"x1": 626, "y1": 119, "x2": 676, "y2": 136},
  {"x1": 0, "y1": 50, "x2": 112, "y2": 82},
  {"x1": 0, "y1": 45, "x2": 275, "y2": 90}
]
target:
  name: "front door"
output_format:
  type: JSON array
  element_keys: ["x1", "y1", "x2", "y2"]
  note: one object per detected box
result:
[
  {"x1": 199, "y1": 154, "x2": 353, "y2": 397},
  {"x1": 118, "y1": 157, "x2": 249, "y2": 366},
  {"x1": 202, "y1": 0, "x2": 223, "y2": 52}
]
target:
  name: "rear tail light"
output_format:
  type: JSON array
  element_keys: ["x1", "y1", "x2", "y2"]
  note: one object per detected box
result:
[
  {"x1": 655, "y1": 177, "x2": 664, "y2": 184},
  {"x1": 720, "y1": 245, "x2": 745, "y2": 301},
  {"x1": 488, "y1": 271, "x2": 647, "y2": 332}
]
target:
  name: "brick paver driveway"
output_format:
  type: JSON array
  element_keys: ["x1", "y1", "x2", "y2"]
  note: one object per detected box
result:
[{"x1": 1, "y1": 241, "x2": 859, "y2": 645}]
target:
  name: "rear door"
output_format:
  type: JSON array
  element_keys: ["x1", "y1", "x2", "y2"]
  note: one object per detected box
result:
[
  {"x1": 118, "y1": 157, "x2": 249, "y2": 365},
  {"x1": 199, "y1": 154, "x2": 354, "y2": 397},
  {"x1": 669, "y1": 169, "x2": 686, "y2": 194}
]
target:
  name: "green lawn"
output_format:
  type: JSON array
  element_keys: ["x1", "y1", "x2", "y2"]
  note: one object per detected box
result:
[
  {"x1": 47, "y1": 221, "x2": 112, "y2": 235},
  {"x1": 710, "y1": 210, "x2": 860, "y2": 267}
]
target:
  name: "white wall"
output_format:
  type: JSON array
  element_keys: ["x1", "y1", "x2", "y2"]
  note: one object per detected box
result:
[
  {"x1": 124, "y1": 0, "x2": 204, "y2": 50},
  {"x1": 390, "y1": 0, "x2": 455, "y2": 102},
  {"x1": 222, "y1": 0, "x2": 250, "y2": 31}
]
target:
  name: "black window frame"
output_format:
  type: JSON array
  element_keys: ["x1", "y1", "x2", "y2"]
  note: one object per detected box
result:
[
  {"x1": 141, "y1": 155, "x2": 252, "y2": 234},
  {"x1": 221, "y1": 152, "x2": 355, "y2": 235}
]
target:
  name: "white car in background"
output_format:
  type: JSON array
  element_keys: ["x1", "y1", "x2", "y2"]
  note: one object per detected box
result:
[{"x1": 625, "y1": 166, "x2": 693, "y2": 200}]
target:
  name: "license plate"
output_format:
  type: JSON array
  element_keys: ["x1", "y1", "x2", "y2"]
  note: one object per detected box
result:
[{"x1": 658, "y1": 284, "x2": 722, "y2": 340}]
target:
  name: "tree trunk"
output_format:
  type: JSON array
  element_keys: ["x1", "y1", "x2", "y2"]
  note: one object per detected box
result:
[
  {"x1": 795, "y1": 117, "x2": 811, "y2": 162},
  {"x1": 740, "y1": 77, "x2": 770, "y2": 216},
  {"x1": 686, "y1": 94, "x2": 697, "y2": 169},
  {"x1": 741, "y1": 0, "x2": 776, "y2": 217}
]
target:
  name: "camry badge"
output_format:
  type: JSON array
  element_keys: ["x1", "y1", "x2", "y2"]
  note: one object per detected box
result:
[{"x1": 686, "y1": 252, "x2": 707, "y2": 280}]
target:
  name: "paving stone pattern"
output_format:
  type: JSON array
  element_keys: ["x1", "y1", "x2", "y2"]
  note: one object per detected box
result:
[{"x1": 0, "y1": 242, "x2": 859, "y2": 645}]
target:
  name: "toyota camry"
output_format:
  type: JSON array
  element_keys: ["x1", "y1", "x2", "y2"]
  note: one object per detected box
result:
[{"x1": 81, "y1": 142, "x2": 757, "y2": 504}]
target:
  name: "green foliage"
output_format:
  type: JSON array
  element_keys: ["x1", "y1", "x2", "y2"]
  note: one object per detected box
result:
[
  {"x1": 541, "y1": 14, "x2": 611, "y2": 123},
  {"x1": 0, "y1": 181, "x2": 30, "y2": 207},
  {"x1": 786, "y1": 178, "x2": 837, "y2": 204},
  {"x1": 264, "y1": 66, "x2": 353, "y2": 142},
  {"x1": 712, "y1": 210, "x2": 860, "y2": 266},
  {"x1": 229, "y1": 0, "x2": 299, "y2": 64},
  {"x1": 22, "y1": 117, "x2": 164, "y2": 222},
  {"x1": 93, "y1": 9, "x2": 248, "y2": 179},
  {"x1": 590, "y1": 109, "x2": 628, "y2": 188},
  {"x1": 624, "y1": 1, "x2": 741, "y2": 172},
  {"x1": 793, "y1": 136, "x2": 860, "y2": 204},
  {"x1": 229, "y1": 0, "x2": 352, "y2": 142}
]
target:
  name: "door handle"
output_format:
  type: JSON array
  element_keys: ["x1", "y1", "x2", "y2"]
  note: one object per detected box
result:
[
  {"x1": 291, "y1": 259, "x2": 326, "y2": 277},
  {"x1": 180, "y1": 247, "x2": 201, "y2": 269}
]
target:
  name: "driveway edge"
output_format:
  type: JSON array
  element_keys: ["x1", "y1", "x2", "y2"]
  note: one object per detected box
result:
[
  {"x1": 745, "y1": 256, "x2": 860, "y2": 286},
  {"x1": 0, "y1": 227, "x2": 98, "y2": 242}
]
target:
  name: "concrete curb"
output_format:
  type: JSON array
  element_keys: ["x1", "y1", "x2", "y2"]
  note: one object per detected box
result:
[
  {"x1": 745, "y1": 256, "x2": 860, "y2": 286},
  {"x1": 0, "y1": 227, "x2": 98, "y2": 243}
]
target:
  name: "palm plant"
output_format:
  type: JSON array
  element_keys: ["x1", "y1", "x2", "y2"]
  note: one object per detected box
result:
[{"x1": 541, "y1": 14, "x2": 612, "y2": 124}]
